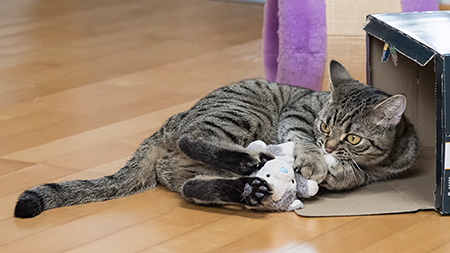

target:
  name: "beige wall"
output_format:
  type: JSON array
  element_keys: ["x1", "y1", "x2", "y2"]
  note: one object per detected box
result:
[{"x1": 322, "y1": 0, "x2": 402, "y2": 90}]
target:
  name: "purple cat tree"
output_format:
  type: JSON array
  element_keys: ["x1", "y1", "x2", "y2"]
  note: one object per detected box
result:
[{"x1": 263, "y1": 0, "x2": 439, "y2": 91}]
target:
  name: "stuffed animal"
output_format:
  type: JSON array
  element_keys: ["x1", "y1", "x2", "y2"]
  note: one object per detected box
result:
[{"x1": 244, "y1": 140, "x2": 320, "y2": 212}]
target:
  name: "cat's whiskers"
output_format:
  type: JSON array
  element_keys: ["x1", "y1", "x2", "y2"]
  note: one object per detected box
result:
[
  {"x1": 335, "y1": 150, "x2": 366, "y2": 187},
  {"x1": 341, "y1": 160, "x2": 360, "y2": 186},
  {"x1": 351, "y1": 163, "x2": 365, "y2": 186},
  {"x1": 355, "y1": 162, "x2": 371, "y2": 181},
  {"x1": 336, "y1": 158, "x2": 360, "y2": 187},
  {"x1": 351, "y1": 158, "x2": 372, "y2": 184}
]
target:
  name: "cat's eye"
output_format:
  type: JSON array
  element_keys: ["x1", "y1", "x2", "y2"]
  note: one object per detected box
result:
[
  {"x1": 320, "y1": 122, "x2": 331, "y2": 134},
  {"x1": 346, "y1": 134, "x2": 362, "y2": 145}
]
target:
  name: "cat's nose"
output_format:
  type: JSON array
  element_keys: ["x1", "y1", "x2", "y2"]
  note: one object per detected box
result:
[
  {"x1": 325, "y1": 141, "x2": 337, "y2": 153},
  {"x1": 325, "y1": 147, "x2": 335, "y2": 153}
]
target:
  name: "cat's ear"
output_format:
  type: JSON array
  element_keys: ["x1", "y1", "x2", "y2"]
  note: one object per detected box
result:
[
  {"x1": 372, "y1": 94, "x2": 407, "y2": 126},
  {"x1": 329, "y1": 60, "x2": 355, "y2": 91}
]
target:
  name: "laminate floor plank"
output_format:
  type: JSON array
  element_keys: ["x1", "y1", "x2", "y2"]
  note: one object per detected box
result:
[{"x1": 1, "y1": 1, "x2": 448, "y2": 252}]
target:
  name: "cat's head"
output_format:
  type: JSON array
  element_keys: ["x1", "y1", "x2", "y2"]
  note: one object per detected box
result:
[{"x1": 315, "y1": 60, "x2": 407, "y2": 165}]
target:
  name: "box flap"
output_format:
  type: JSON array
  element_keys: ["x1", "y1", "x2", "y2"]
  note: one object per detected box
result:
[
  {"x1": 364, "y1": 15, "x2": 433, "y2": 66},
  {"x1": 364, "y1": 11, "x2": 450, "y2": 66}
]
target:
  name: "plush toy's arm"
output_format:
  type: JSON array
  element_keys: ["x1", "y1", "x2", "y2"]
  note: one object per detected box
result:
[
  {"x1": 295, "y1": 173, "x2": 318, "y2": 199},
  {"x1": 289, "y1": 199, "x2": 304, "y2": 210}
]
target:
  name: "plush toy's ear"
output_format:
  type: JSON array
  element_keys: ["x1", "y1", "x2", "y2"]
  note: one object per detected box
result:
[
  {"x1": 277, "y1": 155, "x2": 295, "y2": 165},
  {"x1": 371, "y1": 94, "x2": 407, "y2": 127},
  {"x1": 329, "y1": 60, "x2": 356, "y2": 91},
  {"x1": 246, "y1": 140, "x2": 267, "y2": 151},
  {"x1": 266, "y1": 141, "x2": 295, "y2": 157}
]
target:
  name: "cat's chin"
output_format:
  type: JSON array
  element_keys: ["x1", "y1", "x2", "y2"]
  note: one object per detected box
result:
[{"x1": 323, "y1": 153, "x2": 338, "y2": 167}]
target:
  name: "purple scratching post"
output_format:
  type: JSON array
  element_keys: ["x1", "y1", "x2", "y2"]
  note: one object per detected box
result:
[
  {"x1": 263, "y1": 0, "x2": 279, "y2": 82},
  {"x1": 263, "y1": 0, "x2": 327, "y2": 91},
  {"x1": 401, "y1": 0, "x2": 439, "y2": 12},
  {"x1": 263, "y1": 0, "x2": 439, "y2": 90}
]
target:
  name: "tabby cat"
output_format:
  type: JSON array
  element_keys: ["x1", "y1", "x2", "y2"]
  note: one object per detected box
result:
[{"x1": 14, "y1": 60, "x2": 418, "y2": 218}]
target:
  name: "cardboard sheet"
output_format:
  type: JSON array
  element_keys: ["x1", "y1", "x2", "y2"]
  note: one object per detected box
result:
[{"x1": 295, "y1": 155, "x2": 435, "y2": 217}]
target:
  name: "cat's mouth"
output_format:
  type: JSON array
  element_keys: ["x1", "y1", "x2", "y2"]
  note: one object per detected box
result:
[
  {"x1": 321, "y1": 146, "x2": 349, "y2": 161},
  {"x1": 318, "y1": 140, "x2": 353, "y2": 162}
]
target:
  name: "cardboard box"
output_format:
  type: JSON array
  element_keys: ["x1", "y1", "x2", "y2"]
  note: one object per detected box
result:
[{"x1": 364, "y1": 11, "x2": 450, "y2": 215}]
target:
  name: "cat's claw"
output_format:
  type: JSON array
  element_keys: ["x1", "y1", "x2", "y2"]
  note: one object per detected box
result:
[
  {"x1": 242, "y1": 177, "x2": 272, "y2": 206},
  {"x1": 294, "y1": 153, "x2": 328, "y2": 184},
  {"x1": 239, "y1": 152, "x2": 274, "y2": 174}
]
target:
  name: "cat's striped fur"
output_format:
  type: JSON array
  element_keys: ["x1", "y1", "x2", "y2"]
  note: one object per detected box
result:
[{"x1": 14, "y1": 61, "x2": 418, "y2": 218}]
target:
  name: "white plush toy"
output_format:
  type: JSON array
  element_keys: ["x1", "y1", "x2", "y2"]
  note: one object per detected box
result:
[{"x1": 244, "y1": 140, "x2": 320, "y2": 212}]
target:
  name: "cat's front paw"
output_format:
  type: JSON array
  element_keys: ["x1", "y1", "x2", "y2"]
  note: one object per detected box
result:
[
  {"x1": 321, "y1": 162, "x2": 346, "y2": 190},
  {"x1": 322, "y1": 161, "x2": 366, "y2": 190},
  {"x1": 294, "y1": 153, "x2": 328, "y2": 184},
  {"x1": 241, "y1": 177, "x2": 273, "y2": 206},
  {"x1": 239, "y1": 151, "x2": 274, "y2": 175}
]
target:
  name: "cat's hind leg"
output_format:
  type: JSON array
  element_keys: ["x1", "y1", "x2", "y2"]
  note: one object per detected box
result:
[
  {"x1": 155, "y1": 150, "x2": 272, "y2": 207},
  {"x1": 178, "y1": 136, "x2": 273, "y2": 175},
  {"x1": 181, "y1": 176, "x2": 272, "y2": 207}
]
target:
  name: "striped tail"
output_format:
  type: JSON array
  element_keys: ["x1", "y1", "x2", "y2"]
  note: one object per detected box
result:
[{"x1": 14, "y1": 133, "x2": 161, "y2": 218}]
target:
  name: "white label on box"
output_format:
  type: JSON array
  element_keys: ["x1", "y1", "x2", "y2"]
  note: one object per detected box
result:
[{"x1": 446, "y1": 143, "x2": 450, "y2": 170}]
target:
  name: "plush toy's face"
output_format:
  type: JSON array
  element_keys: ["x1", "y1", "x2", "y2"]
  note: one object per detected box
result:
[{"x1": 256, "y1": 160, "x2": 296, "y2": 201}]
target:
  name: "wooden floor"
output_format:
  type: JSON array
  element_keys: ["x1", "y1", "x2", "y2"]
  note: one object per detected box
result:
[{"x1": 1, "y1": 0, "x2": 449, "y2": 252}]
